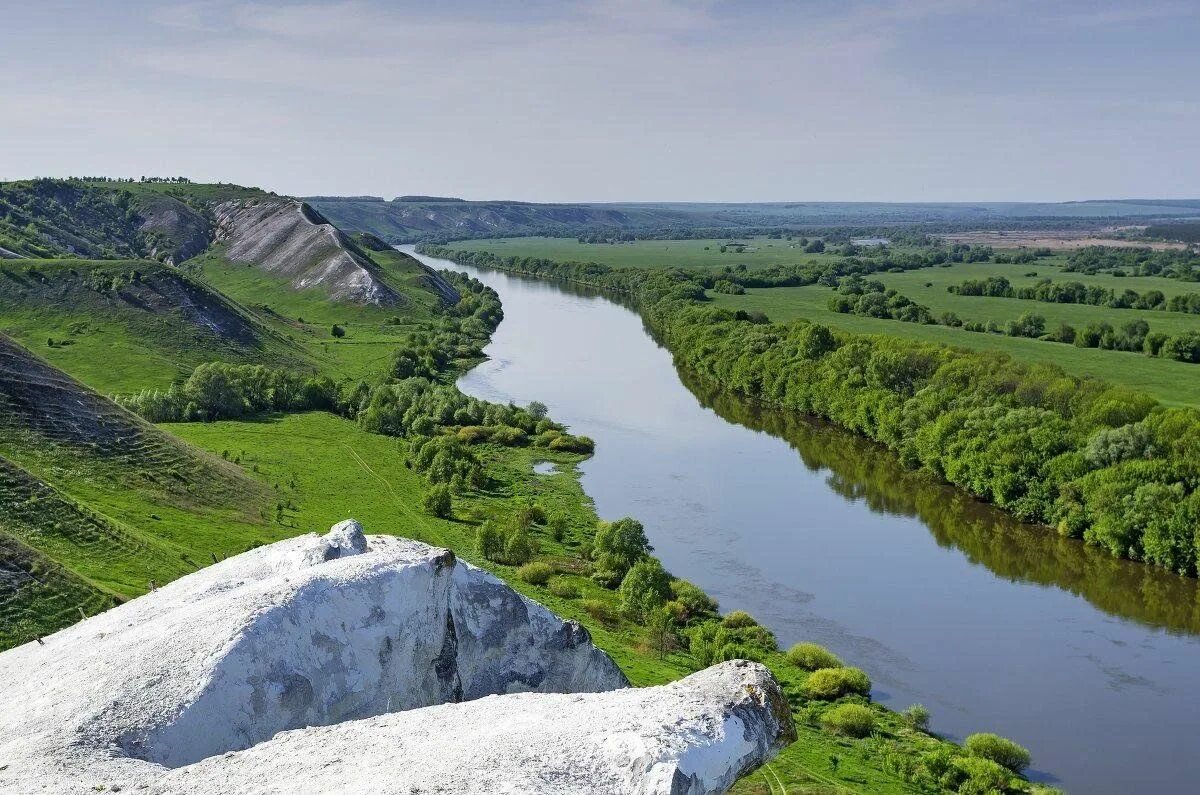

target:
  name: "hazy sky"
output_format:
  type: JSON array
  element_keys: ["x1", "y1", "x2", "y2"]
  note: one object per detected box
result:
[{"x1": 3, "y1": 0, "x2": 1198, "y2": 202}]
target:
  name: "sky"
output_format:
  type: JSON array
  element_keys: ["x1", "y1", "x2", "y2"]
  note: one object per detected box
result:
[{"x1": 2, "y1": 0, "x2": 1198, "y2": 202}]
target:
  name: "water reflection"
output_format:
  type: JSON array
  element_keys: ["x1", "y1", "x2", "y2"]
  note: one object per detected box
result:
[{"x1": 681, "y1": 368, "x2": 1200, "y2": 636}]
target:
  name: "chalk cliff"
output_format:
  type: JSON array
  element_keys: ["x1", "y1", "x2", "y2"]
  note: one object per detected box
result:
[{"x1": 0, "y1": 522, "x2": 792, "y2": 794}]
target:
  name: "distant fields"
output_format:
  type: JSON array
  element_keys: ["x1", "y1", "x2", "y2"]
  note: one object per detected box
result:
[
  {"x1": 449, "y1": 235, "x2": 855, "y2": 270},
  {"x1": 452, "y1": 237, "x2": 1200, "y2": 406}
]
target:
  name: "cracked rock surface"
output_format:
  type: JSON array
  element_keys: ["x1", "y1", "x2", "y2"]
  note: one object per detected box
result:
[{"x1": 0, "y1": 522, "x2": 792, "y2": 794}]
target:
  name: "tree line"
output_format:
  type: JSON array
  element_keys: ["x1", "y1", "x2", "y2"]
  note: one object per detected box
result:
[
  {"x1": 1065, "y1": 246, "x2": 1200, "y2": 280},
  {"x1": 949, "y1": 274, "x2": 1200, "y2": 314}
]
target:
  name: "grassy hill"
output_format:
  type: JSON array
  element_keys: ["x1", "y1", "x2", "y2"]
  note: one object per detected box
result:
[
  {"x1": 0, "y1": 257, "x2": 308, "y2": 392},
  {"x1": 0, "y1": 334, "x2": 275, "y2": 645}
]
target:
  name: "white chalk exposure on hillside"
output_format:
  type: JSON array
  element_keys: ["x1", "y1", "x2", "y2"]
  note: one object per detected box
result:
[
  {"x1": 214, "y1": 200, "x2": 397, "y2": 304},
  {"x1": 0, "y1": 522, "x2": 792, "y2": 794}
]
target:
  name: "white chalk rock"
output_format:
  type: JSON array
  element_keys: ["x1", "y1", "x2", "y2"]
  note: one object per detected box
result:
[
  {"x1": 151, "y1": 660, "x2": 792, "y2": 795},
  {"x1": 0, "y1": 523, "x2": 792, "y2": 794}
]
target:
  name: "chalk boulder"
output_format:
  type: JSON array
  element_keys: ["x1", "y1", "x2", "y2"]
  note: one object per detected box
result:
[{"x1": 0, "y1": 523, "x2": 792, "y2": 794}]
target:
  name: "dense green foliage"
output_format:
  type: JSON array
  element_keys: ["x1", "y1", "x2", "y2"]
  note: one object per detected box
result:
[
  {"x1": 118, "y1": 363, "x2": 335, "y2": 421},
  {"x1": 1064, "y1": 246, "x2": 1200, "y2": 280},
  {"x1": 951, "y1": 273, "x2": 1200, "y2": 314},
  {"x1": 965, "y1": 733, "x2": 1032, "y2": 773},
  {"x1": 786, "y1": 642, "x2": 843, "y2": 670},
  {"x1": 802, "y1": 667, "x2": 873, "y2": 699},
  {"x1": 820, "y1": 703, "x2": 876, "y2": 737}
]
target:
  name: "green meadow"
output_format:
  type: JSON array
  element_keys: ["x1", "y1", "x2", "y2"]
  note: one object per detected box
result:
[
  {"x1": 711, "y1": 259, "x2": 1200, "y2": 406},
  {"x1": 449, "y1": 235, "x2": 854, "y2": 270}
]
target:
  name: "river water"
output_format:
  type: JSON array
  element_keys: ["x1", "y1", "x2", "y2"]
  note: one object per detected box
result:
[{"x1": 405, "y1": 246, "x2": 1200, "y2": 794}]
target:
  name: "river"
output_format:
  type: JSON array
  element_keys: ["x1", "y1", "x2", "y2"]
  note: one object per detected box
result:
[{"x1": 405, "y1": 245, "x2": 1200, "y2": 794}]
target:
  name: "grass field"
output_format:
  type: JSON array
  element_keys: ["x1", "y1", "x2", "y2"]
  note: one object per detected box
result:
[
  {"x1": 450, "y1": 235, "x2": 856, "y2": 270},
  {"x1": 186, "y1": 246, "x2": 445, "y2": 384},
  {"x1": 711, "y1": 264, "x2": 1200, "y2": 406}
]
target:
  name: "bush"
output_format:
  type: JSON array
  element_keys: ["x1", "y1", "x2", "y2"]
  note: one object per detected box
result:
[
  {"x1": 964, "y1": 733, "x2": 1030, "y2": 773},
  {"x1": 786, "y1": 642, "x2": 842, "y2": 670},
  {"x1": 331, "y1": 324, "x2": 346, "y2": 338},
  {"x1": 902, "y1": 703, "x2": 930, "y2": 731},
  {"x1": 952, "y1": 755, "x2": 1014, "y2": 793},
  {"x1": 581, "y1": 598, "x2": 617, "y2": 626},
  {"x1": 548, "y1": 578, "x2": 580, "y2": 599},
  {"x1": 669, "y1": 578, "x2": 719, "y2": 622},
  {"x1": 820, "y1": 703, "x2": 875, "y2": 738},
  {"x1": 802, "y1": 667, "x2": 872, "y2": 700},
  {"x1": 688, "y1": 621, "x2": 737, "y2": 667},
  {"x1": 722, "y1": 610, "x2": 758, "y2": 629},
  {"x1": 503, "y1": 527, "x2": 536, "y2": 565},
  {"x1": 619, "y1": 556, "x2": 672, "y2": 619},
  {"x1": 476, "y1": 521, "x2": 504, "y2": 560},
  {"x1": 548, "y1": 434, "x2": 594, "y2": 453},
  {"x1": 548, "y1": 512, "x2": 569, "y2": 542},
  {"x1": 517, "y1": 562, "x2": 553, "y2": 586},
  {"x1": 422, "y1": 483, "x2": 452, "y2": 518},
  {"x1": 592, "y1": 517, "x2": 652, "y2": 582}
]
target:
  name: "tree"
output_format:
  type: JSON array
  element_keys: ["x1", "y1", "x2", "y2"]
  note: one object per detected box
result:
[
  {"x1": 592, "y1": 517, "x2": 652, "y2": 583},
  {"x1": 422, "y1": 483, "x2": 452, "y2": 518},
  {"x1": 1163, "y1": 330, "x2": 1200, "y2": 363},
  {"x1": 619, "y1": 556, "x2": 672, "y2": 619},
  {"x1": 645, "y1": 607, "x2": 675, "y2": 659},
  {"x1": 795, "y1": 323, "x2": 837, "y2": 359}
]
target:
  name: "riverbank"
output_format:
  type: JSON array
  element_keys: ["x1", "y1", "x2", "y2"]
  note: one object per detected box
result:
[{"x1": 419, "y1": 243, "x2": 1200, "y2": 580}]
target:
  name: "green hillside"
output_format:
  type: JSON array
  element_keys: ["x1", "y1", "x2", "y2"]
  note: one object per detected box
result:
[
  {"x1": 0, "y1": 257, "x2": 307, "y2": 392},
  {"x1": 0, "y1": 334, "x2": 274, "y2": 645}
]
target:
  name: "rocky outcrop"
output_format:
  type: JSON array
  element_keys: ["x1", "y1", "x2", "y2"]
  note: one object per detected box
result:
[
  {"x1": 153, "y1": 660, "x2": 791, "y2": 795},
  {"x1": 214, "y1": 199, "x2": 400, "y2": 304},
  {"x1": 0, "y1": 522, "x2": 792, "y2": 793},
  {"x1": 134, "y1": 194, "x2": 211, "y2": 264}
]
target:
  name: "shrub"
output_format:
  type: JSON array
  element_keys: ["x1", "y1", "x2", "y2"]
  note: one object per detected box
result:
[
  {"x1": 592, "y1": 517, "x2": 652, "y2": 582},
  {"x1": 517, "y1": 562, "x2": 553, "y2": 586},
  {"x1": 820, "y1": 703, "x2": 875, "y2": 738},
  {"x1": 964, "y1": 733, "x2": 1030, "y2": 773},
  {"x1": 688, "y1": 621, "x2": 736, "y2": 667},
  {"x1": 902, "y1": 703, "x2": 930, "y2": 731},
  {"x1": 456, "y1": 425, "x2": 492, "y2": 444},
  {"x1": 619, "y1": 556, "x2": 672, "y2": 619},
  {"x1": 722, "y1": 610, "x2": 758, "y2": 629},
  {"x1": 331, "y1": 324, "x2": 345, "y2": 338},
  {"x1": 476, "y1": 521, "x2": 505, "y2": 561},
  {"x1": 548, "y1": 511, "x2": 569, "y2": 542},
  {"x1": 422, "y1": 484, "x2": 452, "y2": 518},
  {"x1": 548, "y1": 578, "x2": 580, "y2": 599},
  {"x1": 548, "y1": 434, "x2": 595, "y2": 453},
  {"x1": 802, "y1": 667, "x2": 872, "y2": 700},
  {"x1": 669, "y1": 578, "x2": 719, "y2": 622},
  {"x1": 952, "y1": 755, "x2": 1014, "y2": 793},
  {"x1": 503, "y1": 527, "x2": 536, "y2": 565},
  {"x1": 581, "y1": 598, "x2": 617, "y2": 626},
  {"x1": 491, "y1": 426, "x2": 528, "y2": 445},
  {"x1": 786, "y1": 642, "x2": 842, "y2": 670}
]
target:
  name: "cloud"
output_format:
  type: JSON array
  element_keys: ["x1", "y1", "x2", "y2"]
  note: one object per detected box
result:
[{"x1": 2, "y1": 0, "x2": 1197, "y2": 200}]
